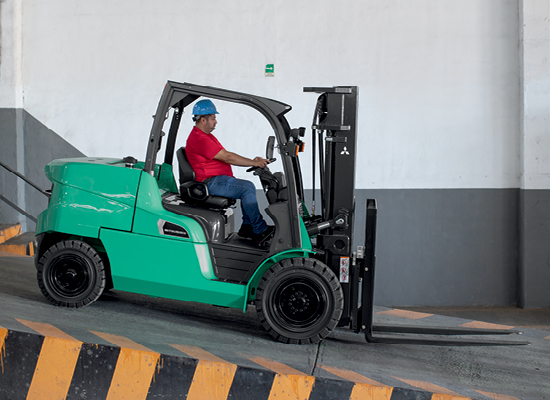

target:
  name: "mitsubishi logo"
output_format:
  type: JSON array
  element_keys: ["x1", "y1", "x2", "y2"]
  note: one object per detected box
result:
[{"x1": 341, "y1": 146, "x2": 350, "y2": 156}]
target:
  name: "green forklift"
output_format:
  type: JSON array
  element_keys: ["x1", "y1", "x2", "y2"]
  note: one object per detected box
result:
[{"x1": 34, "y1": 81, "x2": 525, "y2": 345}]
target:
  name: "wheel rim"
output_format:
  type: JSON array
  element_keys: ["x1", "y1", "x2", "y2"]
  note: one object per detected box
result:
[
  {"x1": 47, "y1": 254, "x2": 92, "y2": 298},
  {"x1": 271, "y1": 277, "x2": 327, "y2": 331}
]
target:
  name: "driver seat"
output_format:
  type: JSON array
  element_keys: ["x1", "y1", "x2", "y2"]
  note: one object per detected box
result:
[{"x1": 176, "y1": 147, "x2": 235, "y2": 209}]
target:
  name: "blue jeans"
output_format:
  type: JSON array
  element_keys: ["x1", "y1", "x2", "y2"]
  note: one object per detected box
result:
[{"x1": 207, "y1": 175, "x2": 268, "y2": 234}]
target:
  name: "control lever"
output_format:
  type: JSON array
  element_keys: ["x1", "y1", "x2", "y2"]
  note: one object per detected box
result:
[{"x1": 246, "y1": 158, "x2": 276, "y2": 173}]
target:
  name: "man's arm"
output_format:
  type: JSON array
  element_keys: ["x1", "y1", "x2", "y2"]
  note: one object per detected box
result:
[{"x1": 214, "y1": 149, "x2": 268, "y2": 168}]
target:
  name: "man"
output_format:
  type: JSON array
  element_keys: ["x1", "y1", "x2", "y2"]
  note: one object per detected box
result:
[{"x1": 185, "y1": 99, "x2": 275, "y2": 243}]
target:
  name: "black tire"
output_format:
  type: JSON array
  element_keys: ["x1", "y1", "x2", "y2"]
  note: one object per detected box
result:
[
  {"x1": 255, "y1": 257, "x2": 343, "y2": 344},
  {"x1": 37, "y1": 240, "x2": 106, "y2": 308}
]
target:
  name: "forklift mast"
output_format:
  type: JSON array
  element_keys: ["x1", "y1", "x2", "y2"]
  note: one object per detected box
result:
[{"x1": 304, "y1": 86, "x2": 359, "y2": 327}]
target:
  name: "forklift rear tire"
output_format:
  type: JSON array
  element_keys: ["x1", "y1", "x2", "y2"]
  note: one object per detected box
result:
[
  {"x1": 37, "y1": 240, "x2": 106, "y2": 308},
  {"x1": 255, "y1": 257, "x2": 343, "y2": 344}
]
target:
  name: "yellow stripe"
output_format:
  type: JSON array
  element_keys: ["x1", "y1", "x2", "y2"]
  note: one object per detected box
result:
[
  {"x1": 26, "y1": 337, "x2": 82, "y2": 400},
  {"x1": 350, "y1": 383, "x2": 393, "y2": 400},
  {"x1": 319, "y1": 365, "x2": 392, "y2": 400},
  {"x1": 392, "y1": 376, "x2": 463, "y2": 397},
  {"x1": 473, "y1": 390, "x2": 520, "y2": 400},
  {"x1": 246, "y1": 355, "x2": 308, "y2": 376},
  {"x1": 106, "y1": 347, "x2": 160, "y2": 400},
  {"x1": 91, "y1": 330, "x2": 154, "y2": 352},
  {"x1": 169, "y1": 343, "x2": 229, "y2": 363},
  {"x1": 187, "y1": 360, "x2": 237, "y2": 400},
  {"x1": 245, "y1": 356, "x2": 314, "y2": 400},
  {"x1": 376, "y1": 309, "x2": 434, "y2": 320},
  {"x1": 319, "y1": 365, "x2": 384, "y2": 386},
  {"x1": 15, "y1": 321, "x2": 82, "y2": 400},
  {"x1": 460, "y1": 321, "x2": 515, "y2": 330},
  {"x1": 0, "y1": 327, "x2": 8, "y2": 374},
  {"x1": 0, "y1": 224, "x2": 21, "y2": 244},
  {"x1": 90, "y1": 331, "x2": 160, "y2": 400},
  {"x1": 431, "y1": 394, "x2": 472, "y2": 400},
  {"x1": 17, "y1": 319, "x2": 78, "y2": 341},
  {"x1": 0, "y1": 244, "x2": 32, "y2": 256},
  {"x1": 268, "y1": 374, "x2": 315, "y2": 400},
  {"x1": 168, "y1": 344, "x2": 237, "y2": 400}
]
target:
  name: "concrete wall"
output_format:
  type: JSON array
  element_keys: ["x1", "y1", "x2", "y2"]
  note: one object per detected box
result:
[
  {"x1": 0, "y1": 109, "x2": 85, "y2": 231},
  {"x1": 519, "y1": 0, "x2": 550, "y2": 308},
  {"x1": 1, "y1": 0, "x2": 549, "y2": 306},
  {"x1": 0, "y1": 110, "x2": 19, "y2": 225}
]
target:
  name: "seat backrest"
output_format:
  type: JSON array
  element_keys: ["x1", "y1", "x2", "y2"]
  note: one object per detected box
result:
[
  {"x1": 175, "y1": 146, "x2": 236, "y2": 210},
  {"x1": 176, "y1": 147, "x2": 195, "y2": 184}
]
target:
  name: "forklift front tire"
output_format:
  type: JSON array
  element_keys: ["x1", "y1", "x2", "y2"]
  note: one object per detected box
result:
[
  {"x1": 255, "y1": 257, "x2": 343, "y2": 344},
  {"x1": 37, "y1": 240, "x2": 106, "y2": 308}
]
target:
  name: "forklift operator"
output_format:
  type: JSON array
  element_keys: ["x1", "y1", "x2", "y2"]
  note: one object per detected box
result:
[{"x1": 185, "y1": 99, "x2": 275, "y2": 243}]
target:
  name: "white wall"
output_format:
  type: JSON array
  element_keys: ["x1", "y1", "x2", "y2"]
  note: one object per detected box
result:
[
  {"x1": 1, "y1": 0, "x2": 529, "y2": 189},
  {"x1": 0, "y1": 0, "x2": 22, "y2": 108},
  {"x1": 521, "y1": 0, "x2": 550, "y2": 190}
]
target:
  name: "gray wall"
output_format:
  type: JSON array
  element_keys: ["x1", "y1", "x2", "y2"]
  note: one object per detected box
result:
[
  {"x1": 0, "y1": 109, "x2": 85, "y2": 230},
  {"x1": 520, "y1": 190, "x2": 550, "y2": 308},
  {"x1": 0, "y1": 109, "x2": 19, "y2": 224},
  {"x1": 259, "y1": 188, "x2": 523, "y2": 307},
  {"x1": 355, "y1": 189, "x2": 519, "y2": 307}
]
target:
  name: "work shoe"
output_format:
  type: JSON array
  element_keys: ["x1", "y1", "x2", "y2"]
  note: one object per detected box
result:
[
  {"x1": 237, "y1": 224, "x2": 254, "y2": 239},
  {"x1": 253, "y1": 225, "x2": 276, "y2": 245}
]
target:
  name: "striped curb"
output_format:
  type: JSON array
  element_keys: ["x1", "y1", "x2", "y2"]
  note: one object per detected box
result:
[
  {"x1": 0, "y1": 326, "x2": 468, "y2": 400},
  {"x1": 0, "y1": 224, "x2": 34, "y2": 257},
  {"x1": 0, "y1": 224, "x2": 21, "y2": 245}
]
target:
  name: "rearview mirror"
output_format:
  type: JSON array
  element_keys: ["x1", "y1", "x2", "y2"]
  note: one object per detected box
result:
[{"x1": 266, "y1": 136, "x2": 275, "y2": 159}]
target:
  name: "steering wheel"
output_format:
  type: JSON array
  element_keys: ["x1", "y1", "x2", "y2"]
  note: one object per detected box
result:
[{"x1": 246, "y1": 158, "x2": 277, "y2": 173}]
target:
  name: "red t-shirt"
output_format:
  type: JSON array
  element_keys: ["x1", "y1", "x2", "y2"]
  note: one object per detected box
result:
[{"x1": 185, "y1": 126, "x2": 233, "y2": 182}]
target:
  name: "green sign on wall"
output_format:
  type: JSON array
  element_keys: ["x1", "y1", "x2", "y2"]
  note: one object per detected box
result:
[{"x1": 265, "y1": 64, "x2": 274, "y2": 77}]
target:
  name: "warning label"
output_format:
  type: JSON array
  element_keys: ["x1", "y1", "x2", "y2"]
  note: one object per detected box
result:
[{"x1": 339, "y1": 257, "x2": 350, "y2": 283}]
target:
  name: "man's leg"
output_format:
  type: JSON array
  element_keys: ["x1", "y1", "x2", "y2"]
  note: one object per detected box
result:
[{"x1": 207, "y1": 175, "x2": 268, "y2": 234}]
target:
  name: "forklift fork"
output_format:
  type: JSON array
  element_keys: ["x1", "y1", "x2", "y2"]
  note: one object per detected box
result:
[{"x1": 351, "y1": 199, "x2": 529, "y2": 346}]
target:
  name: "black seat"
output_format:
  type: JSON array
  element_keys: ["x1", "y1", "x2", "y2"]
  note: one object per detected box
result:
[{"x1": 176, "y1": 147, "x2": 235, "y2": 209}]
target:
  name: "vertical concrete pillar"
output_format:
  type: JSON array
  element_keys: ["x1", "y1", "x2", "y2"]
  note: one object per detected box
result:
[
  {"x1": 519, "y1": 0, "x2": 550, "y2": 307},
  {"x1": 0, "y1": 0, "x2": 27, "y2": 231}
]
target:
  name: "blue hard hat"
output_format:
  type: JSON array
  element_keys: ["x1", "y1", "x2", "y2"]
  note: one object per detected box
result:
[{"x1": 192, "y1": 99, "x2": 219, "y2": 116}]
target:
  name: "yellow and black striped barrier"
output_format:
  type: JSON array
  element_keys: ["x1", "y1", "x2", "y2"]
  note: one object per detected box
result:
[{"x1": 0, "y1": 324, "x2": 470, "y2": 400}]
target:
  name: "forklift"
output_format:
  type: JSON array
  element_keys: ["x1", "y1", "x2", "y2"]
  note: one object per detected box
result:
[{"x1": 34, "y1": 81, "x2": 526, "y2": 345}]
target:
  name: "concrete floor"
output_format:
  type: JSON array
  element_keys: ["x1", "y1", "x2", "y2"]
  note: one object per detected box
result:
[{"x1": 403, "y1": 306, "x2": 550, "y2": 331}]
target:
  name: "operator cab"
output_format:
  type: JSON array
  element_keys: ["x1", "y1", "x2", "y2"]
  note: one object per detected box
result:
[
  {"x1": 163, "y1": 135, "x2": 288, "y2": 249},
  {"x1": 148, "y1": 83, "x2": 307, "y2": 260},
  {"x1": 162, "y1": 134, "x2": 286, "y2": 284}
]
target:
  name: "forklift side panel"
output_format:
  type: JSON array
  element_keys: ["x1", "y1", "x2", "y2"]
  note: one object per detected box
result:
[
  {"x1": 156, "y1": 163, "x2": 179, "y2": 194},
  {"x1": 100, "y1": 229, "x2": 246, "y2": 308},
  {"x1": 133, "y1": 171, "x2": 209, "y2": 244}
]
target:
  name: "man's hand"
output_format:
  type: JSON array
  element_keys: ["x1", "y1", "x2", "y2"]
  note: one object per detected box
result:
[{"x1": 252, "y1": 157, "x2": 269, "y2": 168}]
